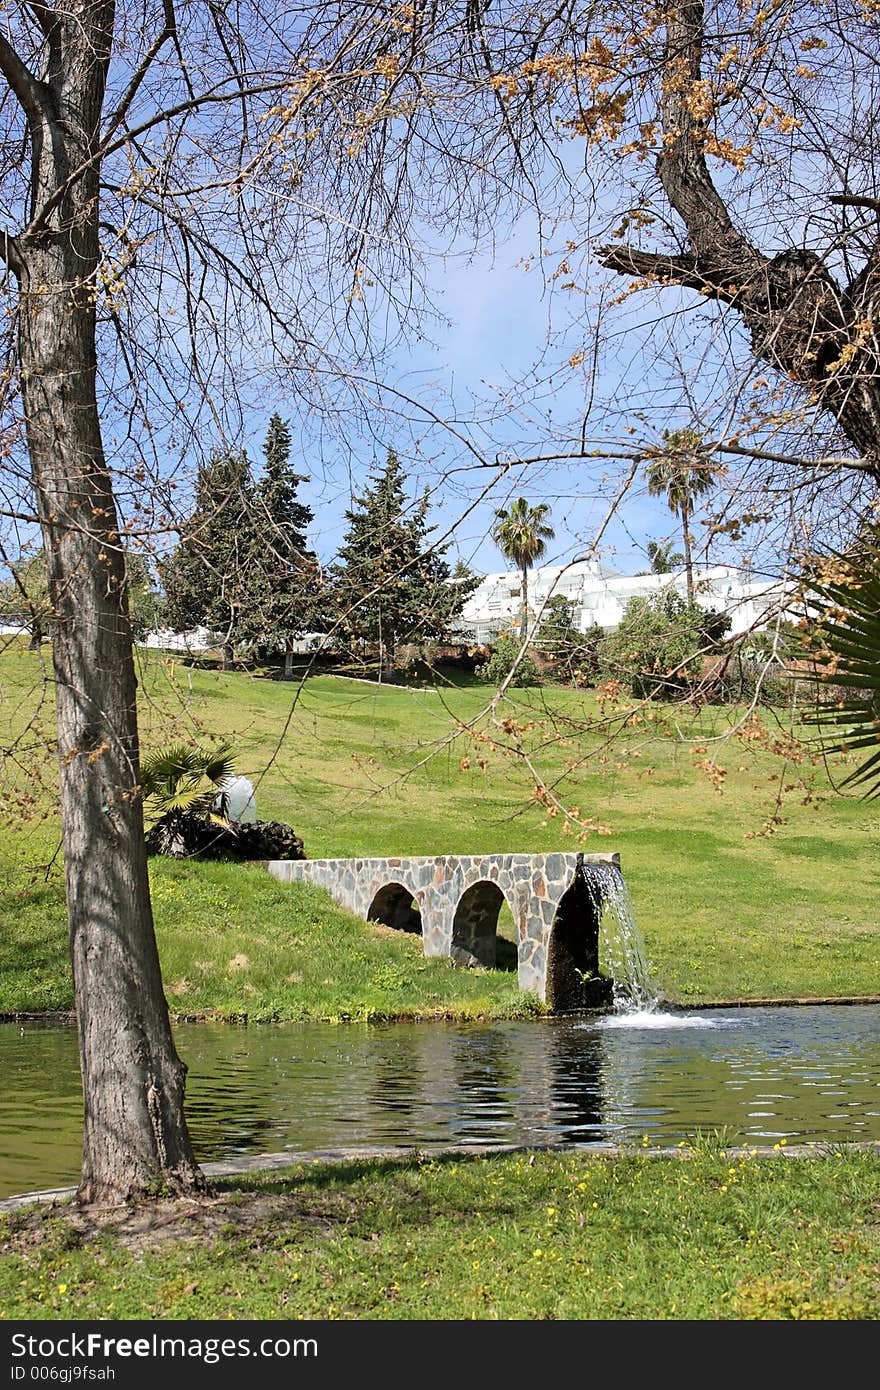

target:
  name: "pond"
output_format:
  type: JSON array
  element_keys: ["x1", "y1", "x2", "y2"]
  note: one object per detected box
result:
[{"x1": 2, "y1": 1003, "x2": 879, "y2": 1199}]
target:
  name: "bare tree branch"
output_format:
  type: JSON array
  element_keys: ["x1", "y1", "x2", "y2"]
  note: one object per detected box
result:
[
  {"x1": 830, "y1": 194, "x2": 880, "y2": 215},
  {"x1": 100, "y1": 0, "x2": 179, "y2": 147},
  {"x1": 0, "y1": 29, "x2": 51, "y2": 126},
  {"x1": 598, "y1": 0, "x2": 880, "y2": 481}
]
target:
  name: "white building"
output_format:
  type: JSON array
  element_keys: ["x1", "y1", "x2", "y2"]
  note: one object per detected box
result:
[
  {"x1": 139, "y1": 624, "x2": 217, "y2": 653},
  {"x1": 456, "y1": 559, "x2": 789, "y2": 644},
  {"x1": 139, "y1": 626, "x2": 332, "y2": 657},
  {"x1": 138, "y1": 563, "x2": 791, "y2": 655}
]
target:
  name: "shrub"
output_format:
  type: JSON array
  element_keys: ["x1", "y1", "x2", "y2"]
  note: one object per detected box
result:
[
  {"x1": 478, "y1": 633, "x2": 540, "y2": 687},
  {"x1": 536, "y1": 596, "x2": 604, "y2": 685},
  {"x1": 597, "y1": 589, "x2": 730, "y2": 699}
]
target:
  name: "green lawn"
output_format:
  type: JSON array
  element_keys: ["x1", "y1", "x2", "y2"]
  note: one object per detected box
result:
[
  {"x1": 2, "y1": 1145, "x2": 877, "y2": 1319},
  {"x1": 1, "y1": 642, "x2": 878, "y2": 1324},
  {"x1": 0, "y1": 641, "x2": 878, "y2": 1014}
]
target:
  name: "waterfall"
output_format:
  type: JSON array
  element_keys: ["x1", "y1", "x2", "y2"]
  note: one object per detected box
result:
[{"x1": 590, "y1": 862, "x2": 659, "y2": 1013}]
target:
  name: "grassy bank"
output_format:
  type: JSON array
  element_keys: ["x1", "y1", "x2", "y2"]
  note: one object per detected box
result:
[
  {"x1": 1, "y1": 641, "x2": 878, "y2": 1013},
  {"x1": 0, "y1": 858, "x2": 535, "y2": 1020},
  {"x1": 1, "y1": 1145, "x2": 878, "y2": 1319}
]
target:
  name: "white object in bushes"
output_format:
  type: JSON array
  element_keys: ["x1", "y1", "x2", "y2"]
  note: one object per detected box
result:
[{"x1": 216, "y1": 775, "x2": 257, "y2": 824}]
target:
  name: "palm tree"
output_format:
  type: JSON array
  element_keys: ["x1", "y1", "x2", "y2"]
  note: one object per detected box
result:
[
  {"x1": 141, "y1": 742, "x2": 236, "y2": 857},
  {"x1": 492, "y1": 498, "x2": 555, "y2": 646},
  {"x1": 801, "y1": 532, "x2": 880, "y2": 798},
  {"x1": 645, "y1": 428, "x2": 716, "y2": 603},
  {"x1": 647, "y1": 539, "x2": 685, "y2": 574}
]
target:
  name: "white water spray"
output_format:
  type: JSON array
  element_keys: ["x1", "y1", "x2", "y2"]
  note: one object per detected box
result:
[{"x1": 591, "y1": 862, "x2": 659, "y2": 1015}]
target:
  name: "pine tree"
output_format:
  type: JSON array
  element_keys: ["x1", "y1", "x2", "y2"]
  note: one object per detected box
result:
[
  {"x1": 160, "y1": 449, "x2": 254, "y2": 667},
  {"x1": 332, "y1": 449, "x2": 477, "y2": 673},
  {"x1": 240, "y1": 414, "x2": 319, "y2": 674}
]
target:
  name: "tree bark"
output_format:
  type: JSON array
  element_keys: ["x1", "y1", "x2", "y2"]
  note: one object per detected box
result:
[
  {"x1": 520, "y1": 563, "x2": 529, "y2": 647},
  {"x1": 680, "y1": 497, "x2": 694, "y2": 605},
  {"x1": 9, "y1": 1, "x2": 204, "y2": 1204}
]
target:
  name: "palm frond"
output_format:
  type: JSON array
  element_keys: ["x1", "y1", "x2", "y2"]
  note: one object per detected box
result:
[
  {"x1": 140, "y1": 742, "x2": 238, "y2": 820},
  {"x1": 799, "y1": 530, "x2": 880, "y2": 797}
]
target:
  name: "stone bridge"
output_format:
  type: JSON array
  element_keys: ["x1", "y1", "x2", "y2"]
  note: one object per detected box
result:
[{"x1": 267, "y1": 851, "x2": 624, "y2": 1009}]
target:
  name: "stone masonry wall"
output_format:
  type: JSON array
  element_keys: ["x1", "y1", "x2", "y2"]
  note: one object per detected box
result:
[{"x1": 267, "y1": 852, "x2": 621, "y2": 1004}]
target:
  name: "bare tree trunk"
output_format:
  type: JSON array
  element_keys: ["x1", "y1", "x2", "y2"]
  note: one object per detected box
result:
[
  {"x1": 520, "y1": 563, "x2": 529, "y2": 647},
  {"x1": 680, "y1": 497, "x2": 694, "y2": 605},
  {"x1": 8, "y1": 1, "x2": 204, "y2": 1204}
]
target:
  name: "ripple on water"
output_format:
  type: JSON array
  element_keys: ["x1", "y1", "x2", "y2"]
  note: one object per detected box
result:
[{"x1": 1, "y1": 1004, "x2": 878, "y2": 1199}]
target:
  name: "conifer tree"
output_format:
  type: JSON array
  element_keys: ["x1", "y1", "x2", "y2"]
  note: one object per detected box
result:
[
  {"x1": 240, "y1": 415, "x2": 319, "y2": 674},
  {"x1": 160, "y1": 449, "x2": 254, "y2": 668},
  {"x1": 332, "y1": 449, "x2": 477, "y2": 673}
]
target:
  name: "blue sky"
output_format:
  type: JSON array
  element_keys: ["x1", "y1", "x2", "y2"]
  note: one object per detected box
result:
[{"x1": 236, "y1": 221, "x2": 725, "y2": 583}]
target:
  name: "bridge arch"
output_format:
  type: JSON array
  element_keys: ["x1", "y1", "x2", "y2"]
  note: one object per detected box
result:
[
  {"x1": 367, "y1": 881, "x2": 422, "y2": 935},
  {"x1": 546, "y1": 872, "x2": 613, "y2": 1011},
  {"x1": 267, "y1": 851, "x2": 623, "y2": 1005},
  {"x1": 451, "y1": 879, "x2": 515, "y2": 969}
]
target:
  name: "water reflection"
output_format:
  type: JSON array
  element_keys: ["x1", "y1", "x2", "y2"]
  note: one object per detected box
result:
[
  {"x1": 448, "y1": 1027, "x2": 520, "y2": 1142},
  {"x1": 0, "y1": 1004, "x2": 877, "y2": 1199},
  {"x1": 368, "y1": 1033, "x2": 425, "y2": 1121},
  {"x1": 546, "y1": 1026, "x2": 606, "y2": 1143}
]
